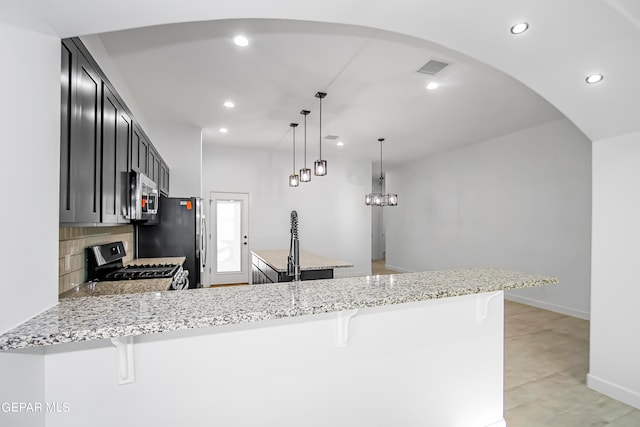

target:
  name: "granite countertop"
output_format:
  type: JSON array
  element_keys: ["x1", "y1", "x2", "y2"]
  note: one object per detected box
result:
[
  {"x1": 59, "y1": 256, "x2": 187, "y2": 299},
  {"x1": 252, "y1": 249, "x2": 352, "y2": 272},
  {"x1": 0, "y1": 268, "x2": 557, "y2": 351}
]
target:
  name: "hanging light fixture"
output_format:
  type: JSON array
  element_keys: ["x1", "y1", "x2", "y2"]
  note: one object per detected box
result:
[
  {"x1": 288, "y1": 123, "x2": 300, "y2": 187},
  {"x1": 365, "y1": 138, "x2": 398, "y2": 206},
  {"x1": 299, "y1": 110, "x2": 311, "y2": 182},
  {"x1": 314, "y1": 91, "x2": 327, "y2": 176}
]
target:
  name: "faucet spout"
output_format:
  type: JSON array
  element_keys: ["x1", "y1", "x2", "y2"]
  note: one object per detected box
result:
[{"x1": 287, "y1": 210, "x2": 301, "y2": 281}]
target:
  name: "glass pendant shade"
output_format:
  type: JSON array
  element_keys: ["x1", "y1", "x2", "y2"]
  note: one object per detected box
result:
[
  {"x1": 300, "y1": 168, "x2": 311, "y2": 182},
  {"x1": 314, "y1": 159, "x2": 327, "y2": 176},
  {"x1": 289, "y1": 173, "x2": 300, "y2": 187},
  {"x1": 314, "y1": 92, "x2": 327, "y2": 176}
]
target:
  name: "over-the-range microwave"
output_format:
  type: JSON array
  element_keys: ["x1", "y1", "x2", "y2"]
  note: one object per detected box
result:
[{"x1": 128, "y1": 171, "x2": 158, "y2": 223}]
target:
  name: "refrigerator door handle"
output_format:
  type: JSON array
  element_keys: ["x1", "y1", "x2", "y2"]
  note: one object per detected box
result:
[{"x1": 201, "y1": 215, "x2": 207, "y2": 272}]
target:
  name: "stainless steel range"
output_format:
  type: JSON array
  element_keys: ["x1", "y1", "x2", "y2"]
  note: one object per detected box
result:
[{"x1": 88, "y1": 241, "x2": 189, "y2": 290}]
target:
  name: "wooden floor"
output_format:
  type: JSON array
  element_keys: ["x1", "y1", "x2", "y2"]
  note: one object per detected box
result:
[
  {"x1": 504, "y1": 300, "x2": 640, "y2": 426},
  {"x1": 371, "y1": 259, "x2": 400, "y2": 275}
]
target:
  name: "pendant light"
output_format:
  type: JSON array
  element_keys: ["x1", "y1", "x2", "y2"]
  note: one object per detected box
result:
[
  {"x1": 299, "y1": 110, "x2": 311, "y2": 182},
  {"x1": 314, "y1": 91, "x2": 327, "y2": 176},
  {"x1": 288, "y1": 123, "x2": 300, "y2": 187},
  {"x1": 365, "y1": 138, "x2": 398, "y2": 206}
]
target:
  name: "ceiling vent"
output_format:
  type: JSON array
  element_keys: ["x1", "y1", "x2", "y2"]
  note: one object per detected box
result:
[
  {"x1": 417, "y1": 59, "x2": 450, "y2": 75},
  {"x1": 324, "y1": 135, "x2": 340, "y2": 140}
]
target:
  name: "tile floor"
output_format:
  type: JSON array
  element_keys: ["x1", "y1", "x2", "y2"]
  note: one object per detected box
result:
[{"x1": 504, "y1": 300, "x2": 640, "y2": 426}]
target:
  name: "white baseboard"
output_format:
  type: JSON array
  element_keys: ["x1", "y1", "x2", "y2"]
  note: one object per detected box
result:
[
  {"x1": 383, "y1": 264, "x2": 414, "y2": 273},
  {"x1": 587, "y1": 373, "x2": 640, "y2": 410},
  {"x1": 504, "y1": 293, "x2": 590, "y2": 320}
]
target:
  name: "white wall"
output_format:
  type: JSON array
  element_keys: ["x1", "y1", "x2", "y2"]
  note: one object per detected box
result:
[
  {"x1": 588, "y1": 131, "x2": 640, "y2": 409},
  {"x1": 150, "y1": 123, "x2": 202, "y2": 197},
  {"x1": 203, "y1": 145, "x2": 371, "y2": 277},
  {"x1": 385, "y1": 119, "x2": 592, "y2": 319},
  {"x1": 0, "y1": 22, "x2": 59, "y2": 334},
  {"x1": 0, "y1": 19, "x2": 59, "y2": 427}
]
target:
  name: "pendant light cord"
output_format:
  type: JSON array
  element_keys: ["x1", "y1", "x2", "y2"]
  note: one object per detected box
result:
[
  {"x1": 304, "y1": 113, "x2": 307, "y2": 167},
  {"x1": 292, "y1": 126, "x2": 296, "y2": 173},
  {"x1": 379, "y1": 138, "x2": 385, "y2": 192},
  {"x1": 319, "y1": 96, "x2": 322, "y2": 159}
]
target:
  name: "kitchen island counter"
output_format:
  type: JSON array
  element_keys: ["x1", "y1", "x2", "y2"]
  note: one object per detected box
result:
[
  {"x1": 1, "y1": 267, "x2": 555, "y2": 350},
  {"x1": 251, "y1": 249, "x2": 352, "y2": 272},
  {"x1": 251, "y1": 249, "x2": 352, "y2": 283}
]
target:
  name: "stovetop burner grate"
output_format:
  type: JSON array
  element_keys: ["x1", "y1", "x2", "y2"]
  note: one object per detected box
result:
[{"x1": 104, "y1": 264, "x2": 181, "y2": 281}]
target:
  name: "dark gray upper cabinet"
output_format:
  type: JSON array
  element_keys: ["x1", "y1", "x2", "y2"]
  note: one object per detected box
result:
[
  {"x1": 131, "y1": 123, "x2": 149, "y2": 175},
  {"x1": 101, "y1": 83, "x2": 131, "y2": 224},
  {"x1": 59, "y1": 40, "x2": 102, "y2": 225},
  {"x1": 59, "y1": 37, "x2": 170, "y2": 225},
  {"x1": 159, "y1": 160, "x2": 170, "y2": 196},
  {"x1": 74, "y1": 52, "x2": 102, "y2": 223},
  {"x1": 59, "y1": 41, "x2": 75, "y2": 223},
  {"x1": 148, "y1": 145, "x2": 161, "y2": 186}
]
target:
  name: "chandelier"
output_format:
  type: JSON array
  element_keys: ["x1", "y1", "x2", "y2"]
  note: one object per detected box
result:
[{"x1": 365, "y1": 138, "x2": 398, "y2": 206}]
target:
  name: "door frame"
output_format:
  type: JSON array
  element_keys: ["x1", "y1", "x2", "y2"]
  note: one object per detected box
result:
[{"x1": 207, "y1": 191, "x2": 250, "y2": 285}]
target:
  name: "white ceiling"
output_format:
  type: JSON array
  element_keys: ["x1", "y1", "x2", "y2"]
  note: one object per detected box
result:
[
  {"x1": 96, "y1": 19, "x2": 562, "y2": 165},
  {"x1": 7, "y1": 0, "x2": 640, "y2": 161}
]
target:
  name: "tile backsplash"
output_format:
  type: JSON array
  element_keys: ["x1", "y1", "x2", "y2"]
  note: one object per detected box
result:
[{"x1": 58, "y1": 225, "x2": 134, "y2": 295}]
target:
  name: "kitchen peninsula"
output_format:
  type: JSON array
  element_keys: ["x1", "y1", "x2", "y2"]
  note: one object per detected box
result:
[
  {"x1": 251, "y1": 249, "x2": 352, "y2": 283},
  {"x1": 0, "y1": 268, "x2": 556, "y2": 426}
]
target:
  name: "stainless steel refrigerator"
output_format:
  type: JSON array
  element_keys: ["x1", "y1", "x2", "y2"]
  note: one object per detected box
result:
[{"x1": 137, "y1": 196, "x2": 207, "y2": 288}]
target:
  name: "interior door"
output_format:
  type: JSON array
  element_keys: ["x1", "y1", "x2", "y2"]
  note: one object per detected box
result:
[{"x1": 208, "y1": 192, "x2": 249, "y2": 285}]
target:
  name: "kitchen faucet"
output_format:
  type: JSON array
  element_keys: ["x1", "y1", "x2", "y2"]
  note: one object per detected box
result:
[{"x1": 287, "y1": 210, "x2": 301, "y2": 281}]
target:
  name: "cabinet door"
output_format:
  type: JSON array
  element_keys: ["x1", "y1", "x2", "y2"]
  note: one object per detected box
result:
[
  {"x1": 159, "y1": 161, "x2": 170, "y2": 196},
  {"x1": 73, "y1": 52, "x2": 102, "y2": 223},
  {"x1": 60, "y1": 41, "x2": 75, "y2": 223},
  {"x1": 148, "y1": 146, "x2": 161, "y2": 184},
  {"x1": 102, "y1": 84, "x2": 131, "y2": 224},
  {"x1": 132, "y1": 124, "x2": 149, "y2": 174},
  {"x1": 153, "y1": 153, "x2": 161, "y2": 185}
]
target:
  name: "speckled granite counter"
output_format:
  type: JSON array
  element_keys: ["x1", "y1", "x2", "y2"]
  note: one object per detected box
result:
[
  {"x1": 59, "y1": 256, "x2": 187, "y2": 299},
  {"x1": 0, "y1": 268, "x2": 556, "y2": 351},
  {"x1": 252, "y1": 250, "x2": 352, "y2": 272}
]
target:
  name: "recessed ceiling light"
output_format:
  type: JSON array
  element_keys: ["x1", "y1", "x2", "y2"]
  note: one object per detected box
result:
[
  {"x1": 233, "y1": 35, "x2": 249, "y2": 47},
  {"x1": 336, "y1": 141, "x2": 344, "y2": 147},
  {"x1": 426, "y1": 82, "x2": 439, "y2": 90},
  {"x1": 510, "y1": 22, "x2": 529, "y2": 35},
  {"x1": 223, "y1": 101, "x2": 235, "y2": 108},
  {"x1": 219, "y1": 127, "x2": 228, "y2": 133},
  {"x1": 585, "y1": 74, "x2": 604, "y2": 84}
]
